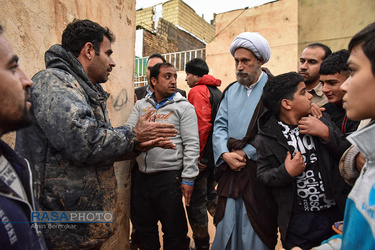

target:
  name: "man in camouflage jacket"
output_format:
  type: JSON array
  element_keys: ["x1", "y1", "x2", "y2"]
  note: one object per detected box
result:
[{"x1": 15, "y1": 19, "x2": 176, "y2": 250}]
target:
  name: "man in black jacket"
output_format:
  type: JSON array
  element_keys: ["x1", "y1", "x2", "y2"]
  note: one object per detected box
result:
[
  {"x1": 254, "y1": 72, "x2": 351, "y2": 250},
  {"x1": 135, "y1": 53, "x2": 186, "y2": 100},
  {"x1": 0, "y1": 24, "x2": 46, "y2": 250}
]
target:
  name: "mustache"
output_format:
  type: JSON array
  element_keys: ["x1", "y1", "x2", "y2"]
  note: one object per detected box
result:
[
  {"x1": 25, "y1": 88, "x2": 31, "y2": 102},
  {"x1": 236, "y1": 71, "x2": 249, "y2": 78}
]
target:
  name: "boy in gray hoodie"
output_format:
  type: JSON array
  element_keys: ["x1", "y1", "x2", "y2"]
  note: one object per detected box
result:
[{"x1": 126, "y1": 62, "x2": 199, "y2": 250}]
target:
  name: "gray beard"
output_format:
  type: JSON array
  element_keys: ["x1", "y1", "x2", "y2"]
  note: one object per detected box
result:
[
  {"x1": 237, "y1": 73, "x2": 256, "y2": 86},
  {"x1": 236, "y1": 66, "x2": 260, "y2": 87}
]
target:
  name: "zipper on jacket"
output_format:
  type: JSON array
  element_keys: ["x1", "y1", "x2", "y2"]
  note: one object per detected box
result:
[
  {"x1": 144, "y1": 151, "x2": 148, "y2": 173},
  {"x1": 142, "y1": 96, "x2": 177, "y2": 174},
  {"x1": 25, "y1": 159, "x2": 43, "y2": 237}
]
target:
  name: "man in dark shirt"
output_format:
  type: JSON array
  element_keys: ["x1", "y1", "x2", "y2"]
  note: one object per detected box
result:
[
  {"x1": 135, "y1": 53, "x2": 186, "y2": 100},
  {"x1": 0, "y1": 24, "x2": 46, "y2": 250},
  {"x1": 255, "y1": 72, "x2": 351, "y2": 249},
  {"x1": 320, "y1": 49, "x2": 360, "y2": 136}
]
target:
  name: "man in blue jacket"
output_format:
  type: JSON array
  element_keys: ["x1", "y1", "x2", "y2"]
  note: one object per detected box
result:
[{"x1": 0, "y1": 24, "x2": 46, "y2": 250}]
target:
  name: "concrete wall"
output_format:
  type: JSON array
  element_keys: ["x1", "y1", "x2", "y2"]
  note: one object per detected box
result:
[
  {"x1": 298, "y1": 0, "x2": 375, "y2": 55},
  {"x1": 206, "y1": 0, "x2": 298, "y2": 90},
  {"x1": 0, "y1": 1, "x2": 136, "y2": 249}
]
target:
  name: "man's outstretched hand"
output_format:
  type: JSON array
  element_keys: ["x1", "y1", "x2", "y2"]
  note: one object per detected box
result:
[
  {"x1": 134, "y1": 110, "x2": 178, "y2": 151},
  {"x1": 137, "y1": 137, "x2": 176, "y2": 152}
]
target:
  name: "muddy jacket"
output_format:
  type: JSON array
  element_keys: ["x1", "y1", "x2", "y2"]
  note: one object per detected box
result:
[
  {"x1": 254, "y1": 111, "x2": 352, "y2": 242},
  {"x1": 0, "y1": 140, "x2": 46, "y2": 250},
  {"x1": 15, "y1": 44, "x2": 137, "y2": 249}
]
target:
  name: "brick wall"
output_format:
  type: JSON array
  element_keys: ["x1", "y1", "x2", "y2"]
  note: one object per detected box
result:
[
  {"x1": 177, "y1": 27, "x2": 205, "y2": 51},
  {"x1": 142, "y1": 18, "x2": 204, "y2": 57},
  {"x1": 136, "y1": 6, "x2": 154, "y2": 31},
  {"x1": 173, "y1": 0, "x2": 215, "y2": 43},
  {"x1": 136, "y1": 0, "x2": 215, "y2": 43},
  {"x1": 143, "y1": 28, "x2": 178, "y2": 56}
]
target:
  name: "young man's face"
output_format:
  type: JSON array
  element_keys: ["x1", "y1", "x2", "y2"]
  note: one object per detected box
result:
[
  {"x1": 234, "y1": 48, "x2": 262, "y2": 87},
  {"x1": 341, "y1": 45, "x2": 375, "y2": 120},
  {"x1": 289, "y1": 81, "x2": 313, "y2": 117},
  {"x1": 185, "y1": 73, "x2": 199, "y2": 88},
  {"x1": 299, "y1": 47, "x2": 325, "y2": 88},
  {"x1": 88, "y1": 36, "x2": 116, "y2": 84},
  {"x1": 152, "y1": 65, "x2": 177, "y2": 100},
  {"x1": 0, "y1": 35, "x2": 33, "y2": 135},
  {"x1": 321, "y1": 73, "x2": 348, "y2": 103},
  {"x1": 147, "y1": 57, "x2": 164, "y2": 86}
]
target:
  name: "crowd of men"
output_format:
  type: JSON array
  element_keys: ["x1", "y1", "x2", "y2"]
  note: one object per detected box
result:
[{"x1": 0, "y1": 17, "x2": 375, "y2": 250}]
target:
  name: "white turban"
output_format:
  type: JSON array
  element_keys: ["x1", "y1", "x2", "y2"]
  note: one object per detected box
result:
[{"x1": 230, "y1": 32, "x2": 271, "y2": 64}]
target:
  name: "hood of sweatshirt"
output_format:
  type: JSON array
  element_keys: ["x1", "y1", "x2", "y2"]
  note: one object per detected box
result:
[
  {"x1": 195, "y1": 74, "x2": 221, "y2": 87},
  {"x1": 44, "y1": 44, "x2": 109, "y2": 104}
]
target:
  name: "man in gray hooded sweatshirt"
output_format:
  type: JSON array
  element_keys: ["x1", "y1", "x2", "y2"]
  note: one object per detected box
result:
[{"x1": 126, "y1": 62, "x2": 200, "y2": 250}]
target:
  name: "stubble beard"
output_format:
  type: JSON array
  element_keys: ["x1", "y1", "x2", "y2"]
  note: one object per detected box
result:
[
  {"x1": 0, "y1": 105, "x2": 33, "y2": 135},
  {"x1": 304, "y1": 74, "x2": 320, "y2": 89}
]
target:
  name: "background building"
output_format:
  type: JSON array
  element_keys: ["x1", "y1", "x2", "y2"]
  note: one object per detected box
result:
[
  {"x1": 136, "y1": 0, "x2": 215, "y2": 57},
  {"x1": 207, "y1": 0, "x2": 375, "y2": 90},
  {"x1": 136, "y1": 0, "x2": 374, "y2": 93},
  {"x1": 135, "y1": 0, "x2": 215, "y2": 89}
]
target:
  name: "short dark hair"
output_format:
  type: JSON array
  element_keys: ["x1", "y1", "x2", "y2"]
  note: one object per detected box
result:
[
  {"x1": 262, "y1": 72, "x2": 304, "y2": 116},
  {"x1": 319, "y1": 49, "x2": 350, "y2": 77},
  {"x1": 62, "y1": 19, "x2": 115, "y2": 57},
  {"x1": 150, "y1": 62, "x2": 174, "y2": 80},
  {"x1": 147, "y1": 53, "x2": 166, "y2": 63},
  {"x1": 0, "y1": 25, "x2": 3, "y2": 35},
  {"x1": 306, "y1": 43, "x2": 332, "y2": 60},
  {"x1": 185, "y1": 58, "x2": 209, "y2": 77},
  {"x1": 349, "y1": 22, "x2": 375, "y2": 76}
]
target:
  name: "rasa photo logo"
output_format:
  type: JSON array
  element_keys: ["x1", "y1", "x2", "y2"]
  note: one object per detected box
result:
[{"x1": 31, "y1": 211, "x2": 113, "y2": 223}]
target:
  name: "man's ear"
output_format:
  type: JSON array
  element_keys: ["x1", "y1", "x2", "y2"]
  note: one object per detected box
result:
[
  {"x1": 281, "y1": 99, "x2": 292, "y2": 111},
  {"x1": 80, "y1": 42, "x2": 95, "y2": 60},
  {"x1": 194, "y1": 75, "x2": 202, "y2": 81},
  {"x1": 258, "y1": 57, "x2": 264, "y2": 66},
  {"x1": 151, "y1": 77, "x2": 157, "y2": 88}
]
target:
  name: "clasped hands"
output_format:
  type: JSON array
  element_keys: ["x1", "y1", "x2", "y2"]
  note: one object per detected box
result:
[{"x1": 222, "y1": 149, "x2": 247, "y2": 172}]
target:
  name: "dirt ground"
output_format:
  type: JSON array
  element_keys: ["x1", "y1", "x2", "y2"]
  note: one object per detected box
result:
[
  {"x1": 187, "y1": 210, "x2": 283, "y2": 249},
  {"x1": 130, "y1": 207, "x2": 283, "y2": 249}
]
